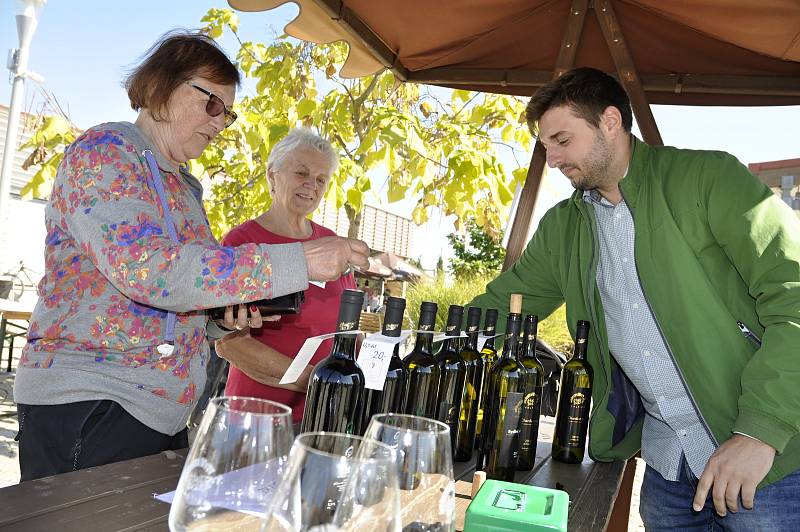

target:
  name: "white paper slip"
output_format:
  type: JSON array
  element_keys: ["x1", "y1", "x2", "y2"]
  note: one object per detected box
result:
[
  {"x1": 356, "y1": 331, "x2": 413, "y2": 390},
  {"x1": 477, "y1": 333, "x2": 501, "y2": 352},
  {"x1": 279, "y1": 330, "x2": 363, "y2": 384},
  {"x1": 432, "y1": 331, "x2": 467, "y2": 344},
  {"x1": 154, "y1": 459, "x2": 283, "y2": 517},
  {"x1": 310, "y1": 280, "x2": 327, "y2": 289}
]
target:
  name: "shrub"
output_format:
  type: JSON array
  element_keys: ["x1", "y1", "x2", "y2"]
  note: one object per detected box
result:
[{"x1": 405, "y1": 274, "x2": 573, "y2": 355}]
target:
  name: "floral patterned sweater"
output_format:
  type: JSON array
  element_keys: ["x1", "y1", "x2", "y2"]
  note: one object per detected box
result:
[{"x1": 15, "y1": 122, "x2": 309, "y2": 435}]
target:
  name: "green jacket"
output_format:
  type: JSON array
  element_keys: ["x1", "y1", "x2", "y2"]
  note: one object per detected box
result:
[{"x1": 470, "y1": 137, "x2": 800, "y2": 486}]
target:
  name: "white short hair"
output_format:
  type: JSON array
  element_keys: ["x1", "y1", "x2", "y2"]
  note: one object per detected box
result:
[{"x1": 267, "y1": 128, "x2": 339, "y2": 175}]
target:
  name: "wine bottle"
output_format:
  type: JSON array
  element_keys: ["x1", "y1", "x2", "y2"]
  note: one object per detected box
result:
[
  {"x1": 474, "y1": 308, "x2": 499, "y2": 453},
  {"x1": 454, "y1": 307, "x2": 483, "y2": 462},
  {"x1": 517, "y1": 314, "x2": 545, "y2": 470},
  {"x1": 207, "y1": 291, "x2": 304, "y2": 320},
  {"x1": 436, "y1": 305, "x2": 465, "y2": 452},
  {"x1": 552, "y1": 320, "x2": 594, "y2": 464},
  {"x1": 361, "y1": 296, "x2": 407, "y2": 428},
  {"x1": 403, "y1": 301, "x2": 440, "y2": 418},
  {"x1": 300, "y1": 289, "x2": 365, "y2": 435},
  {"x1": 478, "y1": 295, "x2": 527, "y2": 481}
]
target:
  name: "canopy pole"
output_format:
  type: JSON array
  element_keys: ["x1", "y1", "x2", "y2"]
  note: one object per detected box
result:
[
  {"x1": 594, "y1": 0, "x2": 664, "y2": 146},
  {"x1": 501, "y1": 0, "x2": 589, "y2": 271},
  {"x1": 501, "y1": 142, "x2": 546, "y2": 270}
]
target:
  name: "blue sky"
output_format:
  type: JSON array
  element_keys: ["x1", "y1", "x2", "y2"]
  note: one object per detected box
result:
[{"x1": 2, "y1": 1, "x2": 799, "y2": 268}]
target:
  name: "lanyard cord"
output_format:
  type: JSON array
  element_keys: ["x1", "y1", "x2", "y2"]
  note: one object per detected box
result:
[{"x1": 143, "y1": 150, "x2": 178, "y2": 355}]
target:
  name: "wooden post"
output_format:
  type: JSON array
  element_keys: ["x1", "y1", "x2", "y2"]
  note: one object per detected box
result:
[
  {"x1": 501, "y1": 0, "x2": 589, "y2": 271},
  {"x1": 594, "y1": 0, "x2": 663, "y2": 146},
  {"x1": 501, "y1": 142, "x2": 546, "y2": 270}
]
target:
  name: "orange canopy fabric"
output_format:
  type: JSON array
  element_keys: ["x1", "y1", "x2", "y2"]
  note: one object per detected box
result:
[{"x1": 229, "y1": 0, "x2": 800, "y2": 105}]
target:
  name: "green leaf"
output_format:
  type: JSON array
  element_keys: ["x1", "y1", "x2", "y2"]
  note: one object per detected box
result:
[{"x1": 296, "y1": 98, "x2": 316, "y2": 119}]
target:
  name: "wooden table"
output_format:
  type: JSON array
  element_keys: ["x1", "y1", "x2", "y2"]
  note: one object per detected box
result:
[{"x1": 0, "y1": 420, "x2": 628, "y2": 532}]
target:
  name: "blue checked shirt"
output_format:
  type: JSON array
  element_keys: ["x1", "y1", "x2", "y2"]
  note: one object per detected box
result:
[{"x1": 584, "y1": 188, "x2": 717, "y2": 481}]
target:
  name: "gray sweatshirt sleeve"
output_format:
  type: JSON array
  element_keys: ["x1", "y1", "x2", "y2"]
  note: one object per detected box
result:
[{"x1": 59, "y1": 127, "x2": 308, "y2": 312}]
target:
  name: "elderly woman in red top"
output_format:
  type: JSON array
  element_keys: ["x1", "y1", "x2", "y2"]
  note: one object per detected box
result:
[{"x1": 216, "y1": 129, "x2": 356, "y2": 423}]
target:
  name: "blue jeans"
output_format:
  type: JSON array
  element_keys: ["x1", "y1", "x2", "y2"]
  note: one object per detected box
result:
[{"x1": 640, "y1": 455, "x2": 800, "y2": 531}]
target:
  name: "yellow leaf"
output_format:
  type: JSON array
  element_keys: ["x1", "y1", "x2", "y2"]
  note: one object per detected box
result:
[{"x1": 412, "y1": 204, "x2": 429, "y2": 225}]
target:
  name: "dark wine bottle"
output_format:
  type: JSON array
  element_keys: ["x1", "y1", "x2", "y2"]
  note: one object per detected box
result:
[
  {"x1": 478, "y1": 295, "x2": 527, "y2": 481},
  {"x1": 552, "y1": 320, "x2": 594, "y2": 464},
  {"x1": 208, "y1": 291, "x2": 304, "y2": 320},
  {"x1": 517, "y1": 314, "x2": 545, "y2": 470},
  {"x1": 403, "y1": 301, "x2": 440, "y2": 418},
  {"x1": 454, "y1": 307, "x2": 483, "y2": 462},
  {"x1": 474, "y1": 308, "x2": 499, "y2": 454},
  {"x1": 361, "y1": 296, "x2": 408, "y2": 429},
  {"x1": 300, "y1": 289, "x2": 365, "y2": 435},
  {"x1": 436, "y1": 305, "x2": 465, "y2": 452}
]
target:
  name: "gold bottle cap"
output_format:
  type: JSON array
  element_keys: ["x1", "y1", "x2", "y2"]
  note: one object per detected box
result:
[{"x1": 509, "y1": 293, "x2": 522, "y2": 314}]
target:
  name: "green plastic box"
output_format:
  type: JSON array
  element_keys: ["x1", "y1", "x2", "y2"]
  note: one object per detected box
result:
[{"x1": 463, "y1": 480, "x2": 569, "y2": 531}]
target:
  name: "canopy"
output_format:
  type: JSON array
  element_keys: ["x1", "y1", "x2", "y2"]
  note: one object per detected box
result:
[
  {"x1": 230, "y1": 0, "x2": 800, "y2": 106},
  {"x1": 229, "y1": 0, "x2": 800, "y2": 268}
]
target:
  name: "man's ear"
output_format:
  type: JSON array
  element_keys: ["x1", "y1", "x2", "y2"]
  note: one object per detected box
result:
[{"x1": 600, "y1": 105, "x2": 623, "y2": 135}]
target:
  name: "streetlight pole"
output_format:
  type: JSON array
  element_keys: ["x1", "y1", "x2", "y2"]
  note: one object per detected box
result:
[{"x1": 0, "y1": 0, "x2": 46, "y2": 228}]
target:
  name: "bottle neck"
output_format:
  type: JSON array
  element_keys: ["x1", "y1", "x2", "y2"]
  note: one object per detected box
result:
[
  {"x1": 572, "y1": 341, "x2": 587, "y2": 361},
  {"x1": 523, "y1": 335, "x2": 537, "y2": 358},
  {"x1": 501, "y1": 337, "x2": 519, "y2": 360},
  {"x1": 442, "y1": 335, "x2": 459, "y2": 352},
  {"x1": 414, "y1": 331, "x2": 433, "y2": 354},
  {"x1": 465, "y1": 330, "x2": 479, "y2": 350},
  {"x1": 483, "y1": 329, "x2": 496, "y2": 350},
  {"x1": 331, "y1": 332, "x2": 358, "y2": 360}
]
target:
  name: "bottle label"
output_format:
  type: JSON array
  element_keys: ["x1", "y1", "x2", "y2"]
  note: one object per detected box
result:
[
  {"x1": 520, "y1": 390, "x2": 538, "y2": 425},
  {"x1": 559, "y1": 386, "x2": 592, "y2": 448},
  {"x1": 498, "y1": 391, "x2": 524, "y2": 464}
]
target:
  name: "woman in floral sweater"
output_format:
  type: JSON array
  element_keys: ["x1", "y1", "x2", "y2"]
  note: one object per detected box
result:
[{"x1": 14, "y1": 32, "x2": 368, "y2": 481}]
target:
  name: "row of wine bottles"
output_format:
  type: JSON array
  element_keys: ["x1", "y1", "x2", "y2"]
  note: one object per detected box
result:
[{"x1": 299, "y1": 289, "x2": 594, "y2": 480}]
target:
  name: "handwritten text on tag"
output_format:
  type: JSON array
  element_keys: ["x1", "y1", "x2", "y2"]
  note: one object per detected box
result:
[{"x1": 356, "y1": 331, "x2": 412, "y2": 390}]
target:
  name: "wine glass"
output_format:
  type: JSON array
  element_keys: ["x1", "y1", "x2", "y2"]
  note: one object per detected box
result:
[
  {"x1": 364, "y1": 414, "x2": 456, "y2": 532},
  {"x1": 168, "y1": 397, "x2": 294, "y2": 531},
  {"x1": 262, "y1": 432, "x2": 401, "y2": 531}
]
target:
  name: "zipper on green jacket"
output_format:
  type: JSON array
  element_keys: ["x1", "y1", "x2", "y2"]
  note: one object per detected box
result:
[
  {"x1": 619, "y1": 187, "x2": 719, "y2": 448},
  {"x1": 579, "y1": 201, "x2": 609, "y2": 462}
]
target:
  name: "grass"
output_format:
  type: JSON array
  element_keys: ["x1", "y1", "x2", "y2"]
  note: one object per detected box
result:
[{"x1": 405, "y1": 274, "x2": 574, "y2": 356}]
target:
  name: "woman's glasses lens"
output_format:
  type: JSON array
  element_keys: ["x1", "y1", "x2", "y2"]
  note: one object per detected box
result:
[
  {"x1": 205, "y1": 95, "x2": 225, "y2": 118},
  {"x1": 189, "y1": 82, "x2": 236, "y2": 127}
]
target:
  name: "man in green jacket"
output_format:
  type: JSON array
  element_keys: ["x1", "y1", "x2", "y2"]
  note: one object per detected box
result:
[{"x1": 469, "y1": 67, "x2": 800, "y2": 530}]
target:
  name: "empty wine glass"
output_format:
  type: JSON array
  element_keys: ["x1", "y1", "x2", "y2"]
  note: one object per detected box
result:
[
  {"x1": 262, "y1": 432, "x2": 401, "y2": 531},
  {"x1": 364, "y1": 414, "x2": 455, "y2": 532},
  {"x1": 169, "y1": 397, "x2": 294, "y2": 531}
]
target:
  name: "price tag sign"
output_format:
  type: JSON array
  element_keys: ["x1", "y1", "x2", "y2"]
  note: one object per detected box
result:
[
  {"x1": 356, "y1": 331, "x2": 412, "y2": 390},
  {"x1": 279, "y1": 330, "x2": 363, "y2": 384}
]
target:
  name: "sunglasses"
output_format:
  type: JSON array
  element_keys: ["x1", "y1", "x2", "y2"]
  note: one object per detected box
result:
[{"x1": 187, "y1": 82, "x2": 237, "y2": 128}]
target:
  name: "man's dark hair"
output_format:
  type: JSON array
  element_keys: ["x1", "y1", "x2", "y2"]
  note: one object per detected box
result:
[
  {"x1": 525, "y1": 67, "x2": 633, "y2": 136},
  {"x1": 125, "y1": 30, "x2": 240, "y2": 122}
]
